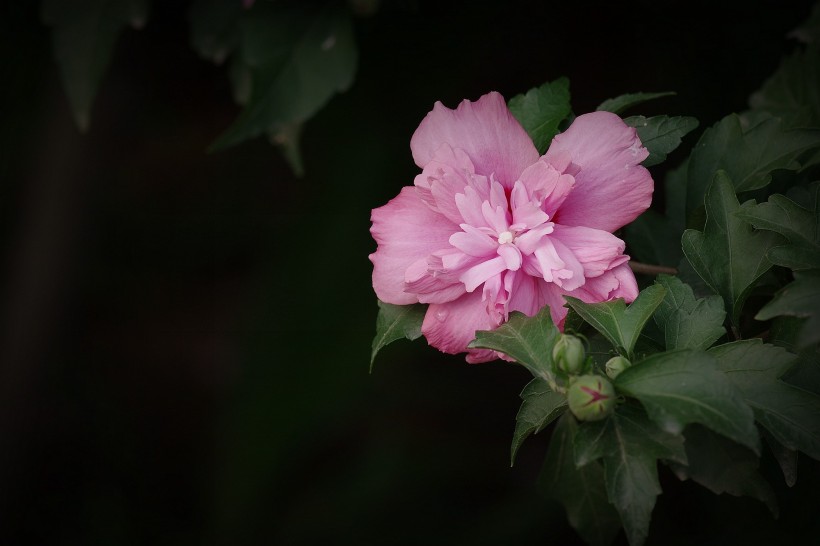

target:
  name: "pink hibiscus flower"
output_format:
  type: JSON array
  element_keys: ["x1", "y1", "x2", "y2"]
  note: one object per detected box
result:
[{"x1": 369, "y1": 92, "x2": 653, "y2": 363}]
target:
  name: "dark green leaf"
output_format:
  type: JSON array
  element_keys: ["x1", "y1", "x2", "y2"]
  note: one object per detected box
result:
[
  {"x1": 469, "y1": 306, "x2": 560, "y2": 380},
  {"x1": 595, "y1": 91, "x2": 675, "y2": 115},
  {"x1": 681, "y1": 171, "x2": 784, "y2": 326},
  {"x1": 564, "y1": 285, "x2": 667, "y2": 359},
  {"x1": 736, "y1": 181, "x2": 820, "y2": 271},
  {"x1": 189, "y1": 0, "x2": 243, "y2": 63},
  {"x1": 664, "y1": 159, "x2": 688, "y2": 232},
  {"x1": 623, "y1": 210, "x2": 681, "y2": 267},
  {"x1": 370, "y1": 300, "x2": 425, "y2": 369},
  {"x1": 763, "y1": 429, "x2": 799, "y2": 487},
  {"x1": 212, "y1": 5, "x2": 358, "y2": 155},
  {"x1": 756, "y1": 270, "x2": 820, "y2": 348},
  {"x1": 615, "y1": 349, "x2": 759, "y2": 453},
  {"x1": 789, "y1": 2, "x2": 820, "y2": 43},
  {"x1": 624, "y1": 115, "x2": 699, "y2": 167},
  {"x1": 42, "y1": 0, "x2": 148, "y2": 131},
  {"x1": 511, "y1": 379, "x2": 567, "y2": 465},
  {"x1": 770, "y1": 315, "x2": 820, "y2": 395},
  {"x1": 540, "y1": 414, "x2": 621, "y2": 546},
  {"x1": 653, "y1": 275, "x2": 726, "y2": 351},
  {"x1": 749, "y1": 45, "x2": 820, "y2": 128},
  {"x1": 685, "y1": 114, "x2": 820, "y2": 215},
  {"x1": 710, "y1": 340, "x2": 820, "y2": 460},
  {"x1": 670, "y1": 425, "x2": 777, "y2": 515},
  {"x1": 508, "y1": 78, "x2": 572, "y2": 154},
  {"x1": 573, "y1": 404, "x2": 685, "y2": 546}
]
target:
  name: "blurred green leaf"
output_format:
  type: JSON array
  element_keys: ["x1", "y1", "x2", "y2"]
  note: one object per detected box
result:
[
  {"x1": 370, "y1": 300, "x2": 425, "y2": 369},
  {"x1": 756, "y1": 270, "x2": 820, "y2": 349},
  {"x1": 736, "y1": 181, "x2": 820, "y2": 271},
  {"x1": 670, "y1": 425, "x2": 777, "y2": 515},
  {"x1": 510, "y1": 379, "x2": 566, "y2": 465},
  {"x1": 624, "y1": 115, "x2": 699, "y2": 167},
  {"x1": 595, "y1": 91, "x2": 675, "y2": 115},
  {"x1": 573, "y1": 403, "x2": 685, "y2": 546},
  {"x1": 540, "y1": 414, "x2": 621, "y2": 546},
  {"x1": 623, "y1": 210, "x2": 681, "y2": 267},
  {"x1": 508, "y1": 78, "x2": 572, "y2": 154},
  {"x1": 682, "y1": 171, "x2": 784, "y2": 326},
  {"x1": 563, "y1": 285, "x2": 667, "y2": 359},
  {"x1": 615, "y1": 349, "x2": 759, "y2": 453},
  {"x1": 789, "y1": 2, "x2": 820, "y2": 43},
  {"x1": 749, "y1": 45, "x2": 820, "y2": 128},
  {"x1": 211, "y1": 4, "x2": 358, "y2": 162},
  {"x1": 685, "y1": 115, "x2": 820, "y2": 215},
  {"x1": 469, "y1": 306, "x2": 560, "y2": 380},
  {"x1": 189, "y1": 0, "x2": 243, "y2": 63},
  {"x1": 653, "y1": 275, "x2": 726, "y2": 351},
  {"x1": 42, "y1": 0, "x2": 148, "y2": 131},
  {"x1": 710, "y1": 340, "x2": 820, "y2": 461}
]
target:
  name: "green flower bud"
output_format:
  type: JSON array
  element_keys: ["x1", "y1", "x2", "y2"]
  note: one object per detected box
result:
[
  {"x1": 605, "y1": 356, "x2": 631, "y2": 380},
  {"x1": 567, "y1": 375, "x2": 616, "y2": 421},
  {"x1": 552, "y1": 334, "x2": 586, "y2": 375}
]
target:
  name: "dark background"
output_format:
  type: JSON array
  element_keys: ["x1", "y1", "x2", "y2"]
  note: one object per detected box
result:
[{"x1": 1, "y1": 1, "x2": 819, "y2": 544}]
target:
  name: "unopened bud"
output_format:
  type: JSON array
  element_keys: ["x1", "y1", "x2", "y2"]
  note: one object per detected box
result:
[
  {"x1": 567, "y1": 375, "x2": 616, "y2": 421},
  {"x1": 605, "y1": 356, "x2": 631, "y2": 380},
  {"x1": 552, "y1": 335, "x2": 586, "y2": 375}
]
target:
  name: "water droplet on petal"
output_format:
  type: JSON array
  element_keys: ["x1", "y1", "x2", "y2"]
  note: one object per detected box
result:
[{"x1": 435, "y1": 309, "x2": 448, "y2": 322}]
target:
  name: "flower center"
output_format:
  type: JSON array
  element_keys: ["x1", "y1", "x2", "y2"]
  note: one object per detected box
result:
[{"x1": 497, "y1": 230, "x2": 515, "y2": 245}]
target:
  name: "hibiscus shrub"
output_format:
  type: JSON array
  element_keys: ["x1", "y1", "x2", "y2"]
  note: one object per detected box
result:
[{"x1": 369, "y1": 15, "x2": 820, "y2": 546}]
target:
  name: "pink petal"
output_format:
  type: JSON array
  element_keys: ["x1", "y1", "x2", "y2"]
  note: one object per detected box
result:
[
  {"x1": 370, "y1": 187, "x2": 458, "y2": 305},
  {"x1": 552, "y1": 225, "x2": 628, "y2": 278},
  {"x1": 567, "y1": 262, "x2": 639, "y2": 303},
  {"x1": 404, "y1": 258, "x2": 467, "y2": 304},
  {"x1": 450, "y1": 225, "x2": 497, "y2": 257},
  {"x1": 517, "y1": 159, "x2": 575, "y2": 215},
  {"x1": 422, "y1": 290, "x2": 499, "y2": 360},
  {"x1": 507, "y1": 273, "x2": 568, "y2": 325},
  {"x1": 497, "y1": 243, "x2": 522, "y2": 270},
  {"x1": 545, "y1": 112, "x2": 653, "y2": 232},
  {"x1": 410, "y1": 92, "x2": 539, "y2": 189},
  {"x1": 414, "y1": 144, "x2": 483, "y2": 225},
  {"x1": 460, "y1": 256, "x2": 507, "y2": 292}
]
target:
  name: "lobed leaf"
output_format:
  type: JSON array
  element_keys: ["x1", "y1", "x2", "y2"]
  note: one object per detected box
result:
[
  {"x1": 685, "y1": 114, "x2": 820, "y2": 215},
  {"x1": 564, "y1": 285, "x2": 667, "y2": 359},
  {"x1": 510, "y1": 379, "x2": 566, "y2": 465},
  {"x1": 710, "y1": 340, "x2": 820, "y2": 461},
  {"x1": 540, "y1": 414, "x2": 621, "y2": 546},
  {"x1": 756, "y1": 270, "x2": 820, "y2": 348},
  {"x1": 736, "y1": 181, "x2": 820, "y2": 271},
  {"x1": 615, "y1": 349, "x2": 759, "y2": 453},
  {"x1": 749, "y1": 45, "x2": 820, "y2": 127},
  {"x1": 670, "y1": 425, "x2": 777, "y2": 515},
  {"x1": 370, "y1": 300, "x2": 425, "y2": 369},
  {"x1": 623, "y1": 210, "x2": 681, "y2": 267},
  {"x1": 681, "y1": 171, "x2": 784, "y2": 326},
  {"x1": 624, "y1": 115, "x2": 699, "y2": 167},
  {"x1": 469, "y1": 306, "x2": 560, "y2": 380},
  {"x1": 653, "y1": 275, "x2": 726, "y2": 351},
  {"x1": 573, "y1": 403, "x2": 685, "y2": 546},
  {"x1": 508, "y1": 78, "x2": 572, "y2": 154},
  {"x1": 595, "y1": 91, "x2": 675, "y2": 115}
]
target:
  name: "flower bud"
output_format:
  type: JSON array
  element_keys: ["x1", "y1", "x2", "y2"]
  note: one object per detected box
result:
[
  {"x1": 605, "y1": 356, "x2": 631, "y2": 380},
  {"x1": 567, "y1": 375, "x2": 616, "y2": 421},
  {"x1": 552, "y1": 334, "x2": 586, "y2": 375}
]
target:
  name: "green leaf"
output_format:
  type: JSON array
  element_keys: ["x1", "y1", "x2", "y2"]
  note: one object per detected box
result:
[
  {"x1": 681, "y1": 171, "x2": 784, "y2": 326},
  {"x1": 653, "y1": 275, "x2": 726, "y2": 351},
  {"x1": 623, "y1": 210, "x2": 681, "y2": 267},
  {"x1": 736, "y1": 182, "x2": 820, "y2": 271},
  {"x1": 763, "y1": 429, "x2": 799, "y2": 487},
  {"x1": 615, "y1": 349, "x2": 759, "y2": 453},
  {"x1": 710, "y1": 340, "x2": 820, "y2": 461},
  {"x1": 749, "y1": 45, "x2": 820, "y2": 128},
  {"x1": 789, "y1": 2, "x2": 820, "y2": 43},
  {"x1": 573, "y1": 403, "x2": 685, "y2": 546},
  {"x1": 42, "y1": 0, "x2": 148, "y2": 131},
  {"x1": 189, "y1": 0, "x2": 243, "y2": 64},
  {"x1": 511, "y1": 379, "x2": 566, "y2": 465},
  {"x1": 212, "y1": 4, "x2": 358, "y2": 154},
  {"x1": 508, "y1": 78, "x2": 572, "y2": 154},
  {"x1": 370, "y1": 301, "x2": 425, "y2": 369},
  {"x1": 563, "y1": 284, "x2": 667, "y2": 359},
  {"x1": 469, "y1": 306, "x2": 560, "y2": 380},
  {"x1": 624, "y1": 115, "x2": 699, "y2": 167},
  {"x1": 685, "y1": 114, "x2": 820, "y2": 214},
  {"x1": 756, "y1": 270, "x2": 820, "y2": 348},
  {"x1": 670, "y1": 425, "x2": 777, "y2": 515},
  {"x1": 595, "y1": 91, "x2": 675, "y2": 115},
  {"x1": 540, "y1": 414, "x2": 621, "y2": 546}
]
